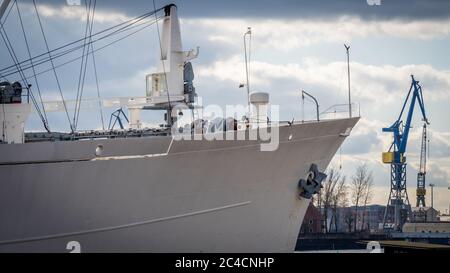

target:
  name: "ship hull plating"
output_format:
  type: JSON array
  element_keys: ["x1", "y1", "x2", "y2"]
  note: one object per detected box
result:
[{"x1": 0, "y1": 118, "x2": 358, "y2": 252}]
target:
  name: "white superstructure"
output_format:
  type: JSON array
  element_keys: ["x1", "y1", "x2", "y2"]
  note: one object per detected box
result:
[
  {"x1": 0, "y1": 103, "x2": 31, "y2": 144},
  {"x1": 145, "y1": 4, "x2": 199, "y2": 106}
]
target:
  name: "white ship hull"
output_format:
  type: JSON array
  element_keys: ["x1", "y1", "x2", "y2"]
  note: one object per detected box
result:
[{"x1": 0, "y1": 118, "x2": 358, "y2": 252}]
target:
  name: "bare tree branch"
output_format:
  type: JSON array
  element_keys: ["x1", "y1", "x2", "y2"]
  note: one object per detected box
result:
[
  {"x1": 318, "y1": 167, "x2": 348, "y2": 233},
  {"x1": 350, "y1": 164, "x2": 372, "y2": 232}
]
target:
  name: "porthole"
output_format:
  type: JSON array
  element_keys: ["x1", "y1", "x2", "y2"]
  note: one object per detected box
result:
[{"x1": 95, "y1": 144, "x2": 104, "y2": 157}]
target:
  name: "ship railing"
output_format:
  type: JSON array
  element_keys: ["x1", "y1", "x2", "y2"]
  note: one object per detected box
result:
[
  {"x1": 277, "y1": 102, "x2": 360, "y2": 126},
  {"x1": 319, "y1": 102, "x2": 360, "y2": 120}
]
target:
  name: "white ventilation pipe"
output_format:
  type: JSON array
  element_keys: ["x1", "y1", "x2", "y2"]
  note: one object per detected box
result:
[
  {"x1": 249, "y1": 92, "x2": 269, "y2": 128},
  {"x1": 128, "y1": 107, "x2": 142, "y2": 130}
]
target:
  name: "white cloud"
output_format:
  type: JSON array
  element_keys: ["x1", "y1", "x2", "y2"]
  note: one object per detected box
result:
[
  {"x1": 184, "y1": 17, "x2": 450, "y2": 50},
  {"x1": 24, "y1": 6, "x2": 450, "y2": 47},
  {"x1": 31, "y1": 3, "x2": 130, "y2": 24},
  {"x1": 197, "y1": 56, "x2": 450, "y2": 104}
]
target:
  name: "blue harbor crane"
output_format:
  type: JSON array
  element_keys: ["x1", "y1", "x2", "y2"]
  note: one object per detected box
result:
[
  {"x1": 381, "y1": 75, "x2": 429, "y2": 231},
  {"x1": 108, "y1": 108, "x2": 129, "y2": 130}
]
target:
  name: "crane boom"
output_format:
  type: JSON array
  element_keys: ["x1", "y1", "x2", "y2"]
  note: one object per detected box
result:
[{"x1": 382, "y1": 75, "x2": 429, "y2": 162}]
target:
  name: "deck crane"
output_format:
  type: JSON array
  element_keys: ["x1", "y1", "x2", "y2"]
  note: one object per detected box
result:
[{"x1": 381, "y1": 75, "x2": 429, "y2": 231}]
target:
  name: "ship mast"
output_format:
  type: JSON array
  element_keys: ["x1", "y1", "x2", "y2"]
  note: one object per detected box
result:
[{"x1": 143, "y1": 4, "x2": 199, "y2": 128}]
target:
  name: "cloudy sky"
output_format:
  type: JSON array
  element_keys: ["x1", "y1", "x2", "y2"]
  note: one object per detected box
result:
[{"x1": 1, "y1": 0, "x2": 449, "y2": 212}]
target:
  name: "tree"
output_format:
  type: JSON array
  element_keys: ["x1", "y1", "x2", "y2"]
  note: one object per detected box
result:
[
  {"x1": 361, "y1": 172, "x2": 374, "y2": 231},
  {"x1": 318, "y1": 168, "x2": 348, "y2": 233},
  {"x1": 331, "y1": 174, "x2": 347, "y2": 232},
  {"x1": 320, "y1": 169, "x2": 335, "y2": 233},
  {"x1": 350, "y1": 164, "x2": 372, "y2": 232},
  {"x1": 344, "y1": 208, "x2": 354, "y2": 233}
]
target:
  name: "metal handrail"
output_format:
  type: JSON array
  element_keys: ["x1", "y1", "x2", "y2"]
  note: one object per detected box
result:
[
  {"x1": 320, "y1": 102, "x2": 360, "y2": 117},
  {"x1": 302, "y1": 90, "x2": 320, "y2": 121}
]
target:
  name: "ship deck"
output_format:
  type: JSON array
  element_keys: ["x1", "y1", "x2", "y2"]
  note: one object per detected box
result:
[{"x1": 18, "y1": 119, "x2": 344, "y2": 143}]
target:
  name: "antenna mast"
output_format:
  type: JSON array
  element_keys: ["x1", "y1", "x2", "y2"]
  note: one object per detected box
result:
[
  {"x1": 344, "y1": 44, "x2": 352, "y2": 118},
  {"x1": 244, "y1": 27, "x2": 252, "y2": 109}
]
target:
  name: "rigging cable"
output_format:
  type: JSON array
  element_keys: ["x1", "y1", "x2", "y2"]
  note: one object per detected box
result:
[
  {"x1": 89, "y1": 5, "x2": 105, "y2": 131},
  {"x1": 0, "y1": 0, "x2": 14, "y2": 25},
  {"x1": 21, "y1": 17, "x2": 160, "y2": 82},
  {"x1": 1, "y1": 16, "x2": 159, "y2": 78},
  {"x1": 153, "y1": 0, "x2": 172, "y2": 121},
  {"x1": 81, "y1": 0, "x2": 105, "y2": 131},
  {"x1": 1, "y1": 1, "x2": 162, "y2": 135},
  {"x1": 0, "y1": 1, "x2": 47, "y2": 127},
  {"x1": 73, "y1": 0, "x2": 92, "y2": 131},
  {"x1": 0, "y1": 7, "x2": 165, "y2": 76},
  {"x1": 0, "y1": 22, "x2": 47, "y2": 137},
  {"x1": 0, "y1": 0, "x2": 13, "y2": 141},
  {"x1": 91, "y1": 41, "x2": 104, "y2": 130},
  {"x1": 0, "y1": 3, "x2": 27, "y2": 87},
  {"x1": 75, "y1": 0, "x2": 97, "y2": 130},
  {"x1": 74, "y1": 0, "x2": 97, "y2": 131},
  {"x1": 32, "y1": 0, "x2": 72, "y2": 131},
  {"x1": 16, "y1": 0, "x2": 49, "y2": 132}
]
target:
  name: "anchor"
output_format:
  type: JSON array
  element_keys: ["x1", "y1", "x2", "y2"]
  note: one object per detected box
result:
[{"x1": 298, "y1": 164, "x2": 327, "y2": 199}]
